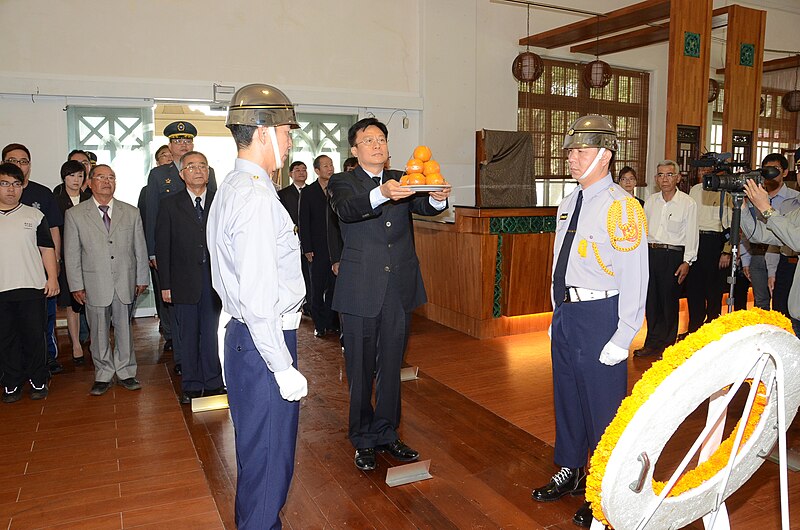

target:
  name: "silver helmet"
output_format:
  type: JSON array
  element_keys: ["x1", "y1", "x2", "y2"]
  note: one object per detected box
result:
[
  {"x1": 563, "y1": 115, "x2": 617, "y2": 151},
  {"x1": 226, "y1": 84, "x2": 299, "y2": 129}
]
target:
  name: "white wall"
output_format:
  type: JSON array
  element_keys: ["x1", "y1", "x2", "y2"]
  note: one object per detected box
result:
[{"x1": 2, "y1": 0, "x2": 799, "y2": 204}]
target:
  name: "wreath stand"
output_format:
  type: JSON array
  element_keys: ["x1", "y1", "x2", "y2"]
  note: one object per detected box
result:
[{"x1": 591, "y1": 324, "x2": 800, "y2": 530}]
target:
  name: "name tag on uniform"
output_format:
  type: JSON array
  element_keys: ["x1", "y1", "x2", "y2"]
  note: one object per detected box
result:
[{"x1": 559, "y1": 213, "x2": 569, "y2": 221}]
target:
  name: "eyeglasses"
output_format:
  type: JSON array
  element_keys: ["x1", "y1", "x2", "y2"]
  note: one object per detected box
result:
[
  {"x1": 184, "y1": 163, "x2": 209, "y2": 174},
  {"x1": 91, "y1": 174, "x2": 116, "y2": 181},
  {"x1": 618, "y1": 176, "x2": 637, "y2": 182},
  {"x1": 156, "y1": 153, "x2": 171, "y2": 159},
  {"x1": 355, "y1": 136, "x2": 387, "y2": 147},
  {"x1": 4, "y1": 158, "x2": 30, "y2": 166},
  {"x1": 170, "y1": 138, "x2": 193, "y2": 145},
  {"x1": 0, "y1": 181, "x2": 23, "y2": 188},
  {"x1": 656, "y1": 172, "x2": 677, "y2": 178}
]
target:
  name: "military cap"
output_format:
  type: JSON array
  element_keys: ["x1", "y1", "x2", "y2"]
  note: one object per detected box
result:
[
  {"x1": 164, "y1": 121, "x2": 198, "y2": 139},
  {"x1": 86, "y1": 151, "x2": 97, "y2": 165}
]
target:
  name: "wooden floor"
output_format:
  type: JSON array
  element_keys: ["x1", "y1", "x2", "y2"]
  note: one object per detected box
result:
[{"x1": 1, "y1": 310, "x2": 798, "y2": 529}]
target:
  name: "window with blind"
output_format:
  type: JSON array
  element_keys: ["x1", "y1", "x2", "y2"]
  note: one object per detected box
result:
[
  {"x1": 517, "y1": 58, "x2": 650, "y2": 205},
  {"x1": 710, "y1": 86, "x2": 799, "y2": 168}
]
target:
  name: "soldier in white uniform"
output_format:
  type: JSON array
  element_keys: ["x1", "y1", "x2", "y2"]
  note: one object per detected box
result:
[{"x1": 531, "y1": 115, "x2": 649, "y2": 528}]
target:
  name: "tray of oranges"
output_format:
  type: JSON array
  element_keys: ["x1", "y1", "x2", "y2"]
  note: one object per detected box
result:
[{"x1": 400, "y1": 145, "x2": 450, "y2": 191}]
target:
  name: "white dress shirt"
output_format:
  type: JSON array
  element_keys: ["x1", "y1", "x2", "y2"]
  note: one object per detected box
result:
[
  {"x1": 644, "y1": 189, "x2": 699, "y2": 264},
  {"x1": 206, "y1": 158, "x2": 305, "y2": 373},
  {"x1": 92, "y1": 197, "x2": 114, "y2": 220}
]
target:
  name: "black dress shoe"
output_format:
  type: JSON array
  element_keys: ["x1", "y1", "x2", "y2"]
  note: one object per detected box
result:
[
  {"x1": 531, "y1": 467, "x2": 586, "y2": 502},
  {"x1": 572, "y1": 501, "x2": 593, "y2": 528},
  {"x1": 179, "y1": 390, "x2": 202, "y2": 405},
  {"x1": 633, "y1": 346, "x2": 662, "y2": 358},
  {"x1": 677, "y1": 332, "x2": 689, "y2": 342},
  {"x1": 118, "y1": 377, "x2": 142, "y2": 391},
  {"x1": 204, "y1": 387, "x2": 227, "y2": 396},
  {"x1": 163, "y1": 339, "x2": 173, "y2": 352},
  {"x1": 72, "y1": 356, "x2": 85, "y2": 366},
  {"x1": 376, "y1": 439, "x2": 419, "y2": 462},
  {"x1": 89, "y1": 381, "x2": 112, "y2": 396},
  {"x1": 174, "y1": 363, "x2": 182, "y2": 376},
  {"x1": 354, "y1": 448, "x2": 376, "y2": 471},
  {"x1": 313, "y1": 329, "x2": 325, "y2": 338}
]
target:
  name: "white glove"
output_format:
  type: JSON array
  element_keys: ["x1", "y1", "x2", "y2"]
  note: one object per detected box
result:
[
  {"x1": 599, "y1": 341, "x2": 629, "y2": 366},
  {"x1": 273, "y1": 366, "x2": 308, "y2": 401}
]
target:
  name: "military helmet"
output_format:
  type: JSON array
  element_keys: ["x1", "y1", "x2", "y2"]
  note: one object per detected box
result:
[
  {"x1": 226, "y1": 83, "x2": 299, "y2": 129},
  {"x1": 563, "y1": 115, "x2": 617, "y2": 151}
]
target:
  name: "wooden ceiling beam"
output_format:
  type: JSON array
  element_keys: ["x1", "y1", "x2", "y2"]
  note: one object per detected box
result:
[
  {"x1": 569, "y1": 7, "x2": 727, "y2": 57},
  {"x1": 716, "y1": 54, "x2": 800, "y2": 75},
  {"x1": 520, "y1": 0, "x2": 670, "y2": 49}
]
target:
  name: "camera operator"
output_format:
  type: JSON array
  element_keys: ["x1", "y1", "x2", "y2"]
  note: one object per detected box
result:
[
  {"x1": 740, "y1": 154, "x2": 800, "y2": 314},
  {"x1": 741, "y1": 161, "x2": 800, "y2": 336},
  {"x1": 683, "y1": 165, "x2": 733, "y2": 337}
]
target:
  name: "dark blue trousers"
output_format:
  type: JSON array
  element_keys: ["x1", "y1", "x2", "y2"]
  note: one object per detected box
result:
[
  {"x1": 551, "y1": 296, "x2": 627, "y2": 468},
  {"x1": 173, "y1": 269, "x2": 222, "y2": 392},
  {"x1": 225, "y1": 320, "x2": 299, "y2": 530}
]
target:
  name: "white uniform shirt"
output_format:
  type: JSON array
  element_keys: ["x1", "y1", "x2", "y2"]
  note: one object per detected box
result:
[
  {"x1": 553, "y1": 174, "x2": 649, "y2": 349},
  {"x1": 206, "y1": 158, "x2": 305, "y2": 373},
  {"x1": 644, "y1": 189, "x2": 699, "y2": 264}
]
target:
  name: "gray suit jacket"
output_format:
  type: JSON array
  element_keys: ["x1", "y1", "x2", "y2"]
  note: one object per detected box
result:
[{"x1": 64, "y1": 199, "x2": 149, "y2": 307}]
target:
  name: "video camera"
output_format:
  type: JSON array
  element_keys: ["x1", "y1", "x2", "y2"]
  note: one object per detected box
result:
[{"x1": 693, "y1": 151, "x2": 781, "y2": 193}]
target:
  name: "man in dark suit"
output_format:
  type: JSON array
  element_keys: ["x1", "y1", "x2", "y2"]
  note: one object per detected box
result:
[
  {"x1": 327, "y1": 118, "x2": 451, "y2": 471},
  {"x1": 155, "y1": 151, "x2": 223, "y2": 405},
  {"x1": 300, "y1": 155, "x2": 338, "y2": 337},
  {"x1": 144, "y1": 121, "x2": 217, "y2": 370},
  {"x1": 279, "y1": 161, "x2": 311, "y2": 315}
]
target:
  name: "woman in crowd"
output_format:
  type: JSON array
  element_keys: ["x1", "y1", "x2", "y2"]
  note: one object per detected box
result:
[{"x1": 55, "y1": 160, "x2": 92, "y2": 365}]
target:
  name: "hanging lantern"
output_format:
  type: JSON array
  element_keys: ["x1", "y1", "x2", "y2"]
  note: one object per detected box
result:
[
  {"x1": 783, "y1": 90, "x2": 800, "y2": 113},
  {"x1": 513, "y1": 51, "x2": 545, "y2": 82},
  {"x1": 513, "y1": 4, "x2": 544, "y2": 83},
  {"x1": 708, "y1": 79, "x2": 720, "y2": 103},
  {"x1": 583, "y1": 60, "x2": 613, "y2": 89}
]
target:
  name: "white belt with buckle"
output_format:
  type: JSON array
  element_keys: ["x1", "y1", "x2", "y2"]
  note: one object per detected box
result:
[{"x1": 566, "y1": 287, "x2": 619, "y2": 302}]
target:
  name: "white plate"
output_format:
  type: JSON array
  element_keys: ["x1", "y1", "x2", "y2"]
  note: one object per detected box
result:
[{"x1": 403, "y1": 184, "x2": 450, "y2": 192}]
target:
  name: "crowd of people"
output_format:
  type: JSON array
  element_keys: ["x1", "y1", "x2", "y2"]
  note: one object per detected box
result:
[{"x1": 2, "y1": 93, "x2": 800, "y2": 529}]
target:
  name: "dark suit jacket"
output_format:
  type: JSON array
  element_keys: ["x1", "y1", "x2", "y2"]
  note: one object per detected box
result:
[
  {"x1": 327, "y1": 167, "x2": 445, "y2": 317},
  {"x1": 145, "y1": 162, "x2": 217, "y2": 256},
  {"x1": 298, "y1": 181, "x2": 331, "y2": 263},
  {"x1": 278, "y1": 184, "x2": 302, "y2": 226},
  {"x1": 154, "y1": 189, "x2": 216, "y2": 305}
]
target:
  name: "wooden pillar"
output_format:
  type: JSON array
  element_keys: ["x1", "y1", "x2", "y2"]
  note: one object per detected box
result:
[
  {"x1": 665, "y1": 0, "x2": 712, "y2": 180},
  {"x1": 721, "y1": 5, "x2": 767, "y2": 168}
]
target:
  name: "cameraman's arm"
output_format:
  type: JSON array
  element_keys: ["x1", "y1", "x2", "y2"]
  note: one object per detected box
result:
[
  {"x1": 740, "y1": 204, "x2": 782, "y2": 246},
  {"x1": 761, "y1": 208, "x2": 800, "y2": 253}
]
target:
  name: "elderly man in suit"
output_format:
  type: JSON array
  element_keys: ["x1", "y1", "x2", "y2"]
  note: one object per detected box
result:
[
  {"x1": 156, "y1": 151, "x2": 223, "y2": 405},
  {"x1": 300, "y1": 155, "x2": 338, "y2": 337},
  {"x1": 327, "y1": 117, "x2": 450, "y2": 471},
  {"x1": 144, "y1": 121, "x2": 217, "y2": 368},
  {"x1": 65, "y1": 164, "x2": 149, "y2": 396}
]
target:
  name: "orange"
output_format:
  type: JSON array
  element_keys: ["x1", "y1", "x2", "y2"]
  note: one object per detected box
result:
[
  {"x1": 406, "y1": 173, "x2": 425, "y2": 185},
  {"x1": 422, "y1": 160, "x2": 440, "y2": 175},
  {"x1": 400, "y1": 175, "x2": 410, "y2": 185},
  {"x1": 405, "y1": 158, "x2": 424, "y2": 173},
  {"x1": 426, "y1": 173, "x2": 444, "y2": 185},
  {"x1": 413, "y1": 145, "x2": 432, "y2": 162}
]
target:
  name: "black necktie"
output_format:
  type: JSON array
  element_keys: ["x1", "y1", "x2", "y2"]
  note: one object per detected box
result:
[
  {"x1": 373, "y1": 176, "x2": 381, "y2": 186},
  {"x1": 553, "y1": 190, "x2": 583, "y2": 306},
  {"x1": 195, "y1": 197, "x2": 203, "y2": 221}
]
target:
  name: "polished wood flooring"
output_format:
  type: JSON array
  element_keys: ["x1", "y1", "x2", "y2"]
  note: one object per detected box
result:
[{"x1": 1, "y1": 310, "x2": 798, "y2": 529}]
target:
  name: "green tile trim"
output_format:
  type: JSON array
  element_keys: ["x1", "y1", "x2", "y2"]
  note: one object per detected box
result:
[
  {"x1": 683, "y1": 32, "x2": 701, "y2": 58},
  {"x1": 494, "y1": 234, "x2": 503, "y2": 318},
  {"x1": 739, "y1": 43, "x2": 755, "y2": 67},
  {"x1": 490, "y1": 216, "x2": 556, "y2": 317}
]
